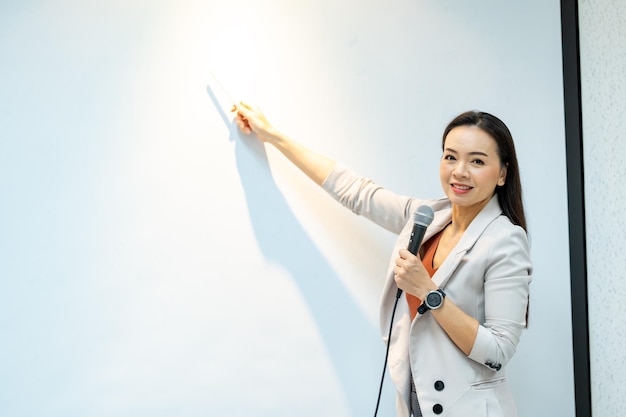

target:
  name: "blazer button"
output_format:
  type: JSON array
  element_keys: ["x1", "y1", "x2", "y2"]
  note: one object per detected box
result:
[
  {"x1": 433, "y1": 404, "x2": 443, "y2": 414},
  {"x1": 434, "y1": 380, "x2": 445, "y2": 391}
]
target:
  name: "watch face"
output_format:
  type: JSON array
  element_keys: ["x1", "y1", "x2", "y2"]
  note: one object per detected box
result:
[{"x1": 426, "y1": 291, "x2": 442, "y2": 308}]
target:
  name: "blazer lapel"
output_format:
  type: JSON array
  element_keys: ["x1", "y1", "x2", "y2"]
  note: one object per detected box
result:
[{"x1": 432, "y1": 195, "x2": 503, "y2": 290}]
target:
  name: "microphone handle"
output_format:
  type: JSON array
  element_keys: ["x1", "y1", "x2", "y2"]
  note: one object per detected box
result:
[
  {"x1": 407, "y1": 225, "x2": 427, "y2": 256},
  {"x1": 396, "y1": 224, "x2": 428, "y2": 298}
]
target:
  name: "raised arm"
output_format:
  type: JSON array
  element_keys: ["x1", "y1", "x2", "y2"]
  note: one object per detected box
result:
[{"x1": 232, "y1": 102, "x2": 336, "y2": 185}]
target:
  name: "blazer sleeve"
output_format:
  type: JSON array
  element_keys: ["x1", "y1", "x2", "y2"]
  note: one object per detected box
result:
[
  {"x1": 467, "y1": 218, "x2": 532, "y2": 371},
  {"x1": 321, "y1": 163, "x2": 418, "y2": 234}
]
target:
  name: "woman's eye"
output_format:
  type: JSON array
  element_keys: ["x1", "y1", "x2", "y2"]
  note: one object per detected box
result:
[
  {"x1": 472, "y1": 159, "x2": 484, "y2": 165},
  {"x1": 444, "y1": 154, "x2": 456, "y2": 161}
]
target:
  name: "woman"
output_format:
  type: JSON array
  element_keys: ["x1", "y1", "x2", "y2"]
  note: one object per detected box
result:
[{"x1": 232, "y1": 103, "x2": 532, "y2": 417}]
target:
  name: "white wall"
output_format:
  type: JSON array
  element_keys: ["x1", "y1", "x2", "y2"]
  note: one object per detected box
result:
[
  {"x1": 579, "y1": 0, "x2": 626, "y2": 415},
  {"x1": 0, "y1": 1, "x2": 574, "y2": 416}
]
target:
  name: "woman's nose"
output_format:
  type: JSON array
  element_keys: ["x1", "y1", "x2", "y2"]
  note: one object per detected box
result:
[{"x1": 453, "y1": 162, "x2": 469, "y2": 177}]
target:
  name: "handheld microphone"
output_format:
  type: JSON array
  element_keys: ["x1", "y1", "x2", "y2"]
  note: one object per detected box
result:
[
  {"x1": 396, "y1": 205, "x2": 435, "y2": 298},
  {"x1": 375, "y1": 205, "x2": 436, "y2": 417}
]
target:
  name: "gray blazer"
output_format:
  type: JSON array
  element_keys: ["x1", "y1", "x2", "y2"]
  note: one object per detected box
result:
[{"x1": 324, "y1": 165, "x2": 532, "y2": 417}]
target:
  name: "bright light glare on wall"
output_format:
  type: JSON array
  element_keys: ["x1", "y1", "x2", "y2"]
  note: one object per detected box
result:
[{"x1": 204, "y1": 4, "x2": 268, "y2": 104}]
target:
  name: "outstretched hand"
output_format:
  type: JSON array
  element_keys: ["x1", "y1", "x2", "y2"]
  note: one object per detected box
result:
[
  {"x1": 230, "y1": 101, "x2": 336, "y2": 185},
  {"x1": 231, "y1": 102, "x2": 277, "y2": 142}
]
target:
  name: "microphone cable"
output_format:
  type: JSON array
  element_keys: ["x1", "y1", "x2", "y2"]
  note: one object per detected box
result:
[{"x1": 372, "y1": 292, "x2": 401, "y2": 417}]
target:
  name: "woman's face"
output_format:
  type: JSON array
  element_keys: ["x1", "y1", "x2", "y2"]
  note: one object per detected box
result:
[{"x1": 439, "y1": 125, "x2": 507, "y2": 211}]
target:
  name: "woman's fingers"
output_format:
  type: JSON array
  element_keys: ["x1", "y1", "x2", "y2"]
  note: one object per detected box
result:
[
  {"x1": 230, "y1": 103, "x2": 252, "y2": 133},
  {"x1": 231, "y1": 101, "x2": 276, "y2": 141}
]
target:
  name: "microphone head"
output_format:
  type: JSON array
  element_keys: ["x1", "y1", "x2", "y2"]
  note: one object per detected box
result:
[{"x1": 413, "y1": 205, "x2": 435, "y2": 227}]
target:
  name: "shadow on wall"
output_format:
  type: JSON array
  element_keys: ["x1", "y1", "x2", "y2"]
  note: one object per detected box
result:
[{"x1": 207, "y1": 85, "x2": 382, "y2": 416}]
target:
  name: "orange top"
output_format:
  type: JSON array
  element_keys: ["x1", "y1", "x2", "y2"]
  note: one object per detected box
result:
[{"x1": 406, "y1": 230, "x2": 444, "y2": 320}]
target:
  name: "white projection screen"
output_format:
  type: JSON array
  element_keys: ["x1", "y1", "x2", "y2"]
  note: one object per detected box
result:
[{"x1": 0, "y1": 1, "x2": 576, "y2": 416}]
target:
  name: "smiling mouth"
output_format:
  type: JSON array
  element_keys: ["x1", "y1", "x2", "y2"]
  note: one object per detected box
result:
[{"x1": 452, "y1": 184, "x2": 473, "y2": 191}]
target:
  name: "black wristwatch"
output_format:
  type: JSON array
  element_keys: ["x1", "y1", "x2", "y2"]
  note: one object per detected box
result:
[{"x1": 417, "y1": 289, "x2": 446, "y2": 314}]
